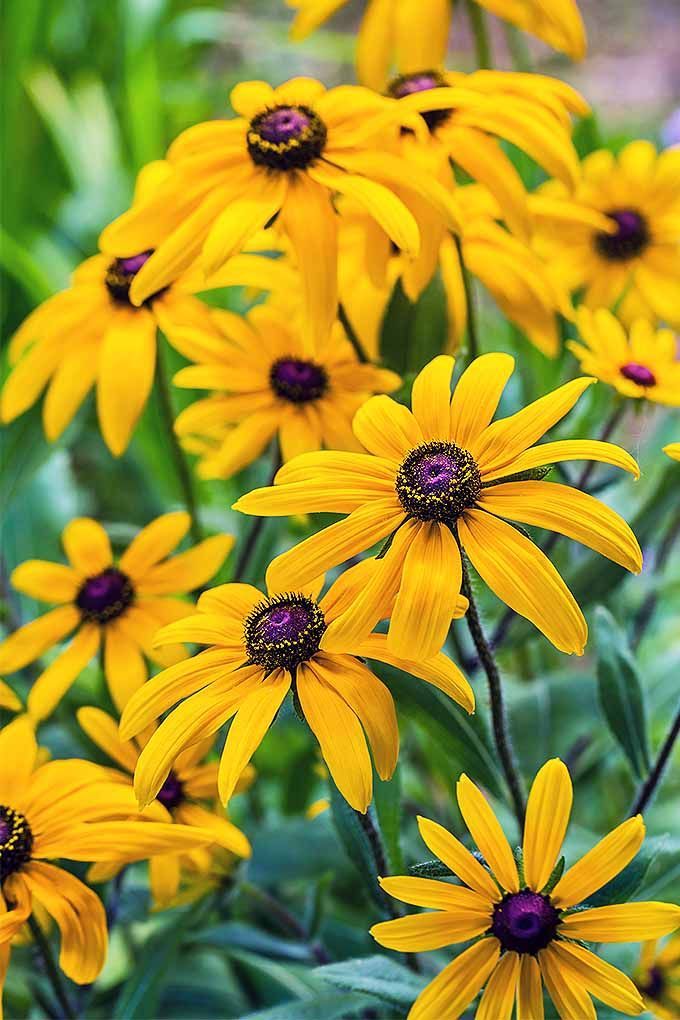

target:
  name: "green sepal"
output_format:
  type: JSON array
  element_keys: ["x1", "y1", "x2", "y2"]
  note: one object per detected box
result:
[
  {"x1": 514, "y1": 845, "x2": 526, "y2": 887},
  {"x1": 408, "y1": 859, "x2": 454, "y2": 879},
  {"x1": 482, "y1": 465, "x2": 553, "y2": 488},
  {"x1": 541, "y1": 855, "x2": 566, "y2": 895}
]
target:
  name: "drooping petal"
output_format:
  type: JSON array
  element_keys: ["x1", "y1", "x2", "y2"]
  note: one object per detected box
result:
[
  {"x1": 483, "y1": 439, "x2": 640, "y2": 482},
  {"x1": 174, "y1": 802, "x2": 251, "y2": 859},
  {"x1": 522, "y1": 758, "x2": 572, "y2": 892},
  {"x1": 456, "y1": 773, "x2": 519, "y2": 893},
  {"x1": 76, "y1": 706, "x2": 139, "y2": 774},
  {"x1": 356, "y1": 635, "x2": 475, "y2": 713}
]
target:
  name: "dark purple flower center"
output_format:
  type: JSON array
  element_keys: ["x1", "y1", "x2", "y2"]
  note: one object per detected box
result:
[
  {"x1": 388, "y1": 70, "x2": 451, "y2": 132},
  {"x1": 491, "y1": 890, "x2": 560, "y2": 954},
  {"x1": 247, "y1": 104, "x2": 327, "y2": 171},
  {"x1": 156, "y1": 771, "x2": 184, "y2": 810},
  {"x1": 396, "y1": 441, "x2": 482, "y2": 521},
  {"x1": 595, "y1": 209, "x2": 650, "y2": 262},
  {"x1": 76, "y1": 568, "x2": 134, "y2": 624},
  {"x1": 0, "y1": 805, "x2": 33, "y2": 882},
  {"x1": 244, "y1": 593, "x2": 326, "y2": 671},
  {"x1": 620, "y1": 361, "x2": 656, "y2": 387},
  {"x1": 105, "y1": 250, "x2": 154, "y2": 304},
  {"x1": 270, "y1": 357, "x2": 328, "y2": 403},
  {"x1": 639, "y1": 965, "x2": 665, "y2": 1000}
]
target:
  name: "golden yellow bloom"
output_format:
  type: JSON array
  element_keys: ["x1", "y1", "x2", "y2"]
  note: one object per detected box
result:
[
  {"x1": 100, "y1": 77, "x2": 459, "y2": 349},
  {"x1": 235, "y1": 354, "x2": 642, "y2": 659},
  {"x1": 287, "y1": 1, "x2": 586, "y2": 89},
  {"x1": 0, "y1": 163, "x2": 219, "y2": 456},
  {"x1": 0, "y1": 513, "x2": 233, "y2": 722},
  {"x1": 0, "y1": 682, "x2": 20, "y2": 713},
  {"x1": 171, "y1": 301, "x2": 400, "y2": 479},
  {"x1": 570, "y1": 308, "x2": 680, "y2": 407},
  {"x1": 0, "y1": 716, "x2": 214, "y2": 1004},
  {"x1": 78, "y1": 707, "x2": 252, "y2": 908},
  {"x1": 532, "y1": 141, "x2": 680, "y2": 326},
  {"x1": 634, "y1": 935, "x2": 680, "y2": 1020},
  {"x1": 120, "y1": 568, "x2": 472, "y2": 814},
  {"x1": 664, "y1": 443, "x2": 680, "y2": 461},
  {"x1": 372, "y1": 759, "x2": 680, "y2": 1020}
]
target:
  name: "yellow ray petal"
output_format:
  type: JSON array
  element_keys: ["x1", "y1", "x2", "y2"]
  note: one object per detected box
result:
[
  {"x1": 411, "y1": 355, "x2": 454, "y2": 441},
  {"x1": 135, "y1": 534, "x2": 234, "y2": 596},
  {"x1": 0, "y1": 605, "x2": 80, "y2": 673},
  {"x1": 119, "y1": 512, "x2": 191, "y2": 579},
  {"x1": 202, "y1": 173, "x2": 287, "y2": 275},
  {"x1": 450, "y1": 352, "x2": 515, "y2": 448},
  {"x1": 560, "y1": 902, "x2": 680, "y2": 943},
  {"x1": 476, "y1": 950, "x2": 520, "y2": 1020},
  {"x1": 522, "y1": 758, "x2": 572, "y2": 892},
  {"x1": 546, "y1": 941, "x2": 644, "y2": 1015},
  {"x1": 10, "y1": 560, "x2": 79, "y2": 604},
  {"x1": 356, "y1": 634, "x2": 475, "y2": 713},
  {"x1": 175, "y1": 802, "x2": 251, "y2": 859},
  {"x1": 378, "y1": 876, "x2": 491, "y2": 914},
  {"x1": 457, "y1": 774, "x2": 519, "y2": 893},
  {"x1": 416, "y1": 816, "x2": 500, "y2": 902},
  {"x1": 76, "y1": 706, "x2": 139, "y2": 774},
  {"x1": 103, "y1": 624, "x2": 147, "y2": 716},
  {"x1": 97, "y1": 310, "x2": 157, "y2": 457},
  {"x1": 370, "y1": 909, "x2": 490, "y2": 952},
  {"x1": 27, "y1": 624, "x2": 100, "y2": 723},
  {"x1": 517, "y1": 954, "x2": 544, "y2": 1020},
  {"x1": 482, "y1": 438, "x2": 640, "y2": 482},
  {"x1": 551, "y1": 815, "x2": 645, "y2": 908},
  {"x1": 352, "y1": 394, "x2": 422, "y2": 460},
  {"x1": 62, "y1": 518, "x2": 113, "y2": 576},
  {"x1": 408, "y1": 938, "x2": 500, "y2": 1020},
  {"x1": 0, "y1": 715, "x2": 38, "y2": 803},
  {"x1": 539, "y1": 944, "x2": 596, "y2": 1020}
]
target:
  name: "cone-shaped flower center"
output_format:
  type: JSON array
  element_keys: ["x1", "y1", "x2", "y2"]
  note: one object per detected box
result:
[
  {"x1": 0, "y1": 805, "x2": 33, "y2": 881},
  {"x1": 388, "y1": 70, "x2": 451, "y2": 131},
  {"x1": 105, "y1": 250, "x2": 154, "y2": 304},
  {"x1": 595, "y1": 209, "x2": 650, "y2": 261},
  {"x1": 76, "y1": 568, "x2": 134, "y2": 624},
  {"x1": 270, "y1": 357, "x2": 329, "y2": 403},
  {"x1": 244, "y1": 593, "x2": 326, "y2": 671},
  {"x1": 156, "y1": 771, "x2": 184, "y2": 810},
  {"x1": 396, "y1": 441, "x2": 482, "y2": 521},
  {"x1": 247, "y1": 104, "x2": 327, "y2": 171},
  {"x1": 620, "y1": 362, "x2": 656, "y2": 387},
  {"x1": 639, "y1": 965, "x2": 665, "y2": 1000},
  {"x1": 491, "y1": 890, "x2": 560, "y2": 954}
]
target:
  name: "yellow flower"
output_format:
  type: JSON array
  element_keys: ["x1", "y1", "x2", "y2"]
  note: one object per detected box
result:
[
  {"x1": 0, "y1": 513, "x2": 233, "y2": 722},
  {"x1": 371, "y1": 759, "x2": 680, "y2": 1020},
  {"x1": 664, "y1": 443, "x2": 680, "y2": 461},
  {"x1": 99, "y1": 77, "x2": 459, "y2": 349},
  {"x1": 171, "y1": 301, "x2": 400, "y2": 479},
  {"x1": 287, "y1": 1, "x2": 586, "y2": 89},
  {"x1": 77, "y1": 706, "x2": 252, "y2": 909},
  {"x1": 634, "y1": 935, "x2": 680, "y2": 1020},
  {"x1": 0, "y1": 162, "x2": 219, "y2": 456},
  {"x1": 570, "y1": 309, "x2": 680, "y2": 407},
  {"x1": 532, "y1": 141, "x2": 680, "y2": 326},
  {"x1": 0, "y1": 716, "x2": 214, "y2": 1002},
  {"x1": 235, "y1": 354, "x2": 642, "y2": 659},
  {"x1": 0, "y1": 682, "x2": 20, "y2": 713},
  {"x1": 120, "y1": 568, "x2": 473, "y2": 814}
]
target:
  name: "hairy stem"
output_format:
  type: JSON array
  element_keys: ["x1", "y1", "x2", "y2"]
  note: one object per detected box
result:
[
  {"x1": 338, "y1": 302, "x2": 370, "y2": 364},
  {"x1": 454, "y1": 235, "x2": 479, "y2": 363},
  {"x1": 629, "y1": 700, "x2": 680, "y2": 817},
  {"x1": 28, "y1": 913, "x2": 75, "y2": 1020},
  {"x1": 466, "y1": 0, "x2": 493, "y2": 68},
  {"x1": 233, "y1": 443, "x2": 282, "y2": 583}
]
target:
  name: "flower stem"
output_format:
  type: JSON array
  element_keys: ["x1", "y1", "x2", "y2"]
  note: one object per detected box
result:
[
  {"x1": 454, "y1": 235, "x2": 479, "y2": 363},
  {"x1": 239, "y1": 880, "x2": 331, "y2": 964},
  {"x1": 155, "y1": 337, "x2": 202, "y2": 544},
  {"x1": 338, "y1": 302, "x2": 370, "y2": 364},
  {"x1": 233, "y1": 443, "x2": 282, "y2": 582},
  {"x1": 466, "y1": 0, "x2": 493, "y2": 68},
  {"x1": 460, "y1": 556, "x2": 526, "y2": 829},
  {"x1": 631, "y1": 512, "x2": 680, "y2": 648},
  {"x1": 629, "y1": 700, "x2": 680, "y2": 817},
  {"x1": 504, "y1": 24, "x2": 531, "y2": 71},
  {"x1": 27, "y1": 913, "x2": 76, "y2": 1020}
]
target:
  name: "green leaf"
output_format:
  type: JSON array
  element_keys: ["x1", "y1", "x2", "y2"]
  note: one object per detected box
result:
[
  {"x1": 190, "y1": 922, "x2": 315, "y2": 963},
  {"x1": 595, "y1": 606, "x2": 650, "y2": 779},
  {"x1": 329, "y1": 785, "x2": 386, "y2": 911},
  {"x1": 315, "y1": 955, "x2": 427, "y2": 1007},
  {"x1": 408, "y1": 859, "x2": 454, "y2": 879},
  {"x1": 113, "y1": 908, "x2": 194, "y2": 1018},
  {"x1": 244, "y1": 989, "x2": 372, "y2": 1020},
  {"x1": 248, "y1": 815, "x2": 339, "y2": 885},
  {"x1": 374, "y1": 765, "x2": 405, "y2": 874}
]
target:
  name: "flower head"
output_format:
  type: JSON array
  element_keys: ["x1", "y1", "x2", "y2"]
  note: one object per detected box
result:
[
  {"x1": 570, "y1": 309, "x2": 680, "y2": 407},
  {"x1": 0, "y1": 716, "x2": 214, "y2": 1002},
  {"x1": 371, "y1": 759, "x2": 680, "y2": 1019},
  {"x1": 171, "y1": 302, "x2": 400, "y2": 478},
  {"x1": 532, "y1": 141, "x2": 680, "y2": 327},
  {"x1": 235, "y1": 354, "x2": 642, "y2": 659},
  {"x1": 120, "y1": 567, "x2": 472, "y2": 814},
  {"x1": 0, "y1": 513, "x2": 233, "y2": 721},
  {"x1": 634, "y1": 935, "x2": 680, "y2": 1020}
]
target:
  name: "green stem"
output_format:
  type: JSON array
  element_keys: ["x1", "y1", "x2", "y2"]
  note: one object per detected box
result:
[
  {"x1": 27, "y1": 913, "x2": 75, "y2": 1020},
  {"x1": 629, "y1": 700, "x2": 680, "y2": 817},
  {"x1": 466, "y1": 0, "x2": 493, "y2": 69},
  {"x1": 155, "y1": 339, "x2": 202, "y2": 544},
  {"x1": 338, "y1": 303, "x2": 370, "y2": 364},
  {"x1": 233, "y1": 443, "x2": 282, "y2": 583},
  {"x1": 454, "y1": 235, "x2": 479, "y2": 363},
  {"x1": 461, "y1": 556, "x2": 526, "y2": 830},
  {"x1": 504, "y1": 24, "x2": 532, "y2": 71}
]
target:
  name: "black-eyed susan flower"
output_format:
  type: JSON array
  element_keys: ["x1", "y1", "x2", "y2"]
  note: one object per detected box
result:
[
  {"x1": 664, "y1": 443, "x2": 680, "y2": 462},
  {"x1": 0, "y1": 162, "x2": 221, "y2": 456},
  {"x1": 77, "y1": 706, "x2": 252, "y2": 908},
  {"x1": 99, "y1": 77, "x2": 460, "y2": 349},
  {"x1": 120, "y1": 567, "x2": 473, "y2": 814},
  {"x1": 570, "y1": 309, "x2": 680, "y2": 407},
  {"x1": 171, "y1": 301, "x2": 400, "y2": 478},
  {"x1": 0, "y1": 513, "x2": 233, "y2": 722},
  {"x1": 0, "y1": 716, "x2": 215, "y2": 1005},
  {"x1": 0, "y1": 681, "x2": 20, "y2": 713},
  {"x1": 532, "y1": 141, "x2": 680, "y2": 326},
  {"x1": 287, "y1": 1, "x2": 586, "y2": 89},
  {"x1": 371, "y1": 759, "x2": 680, "y2": 1020},
  {"x1": 634, "y1": 935, "x2": 680, "y2": 1020},
  {"x1": 235, "y1": 354, "x2": 642, "y2": 659}
]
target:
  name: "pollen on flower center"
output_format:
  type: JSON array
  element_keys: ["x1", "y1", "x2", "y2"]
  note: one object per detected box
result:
[
  {"x1": 396, "y1": 441, "x2": 482, "y2": 521},
  {"x1": 491, "y1": 890, "x2": 560, "y2": 954},
  {"x1": 76, "y1": 567, "x2": 134, "y2": 624},
  {"x1": 595, "y1": 209, "x2": 650, "y2": 261},
  {"x1": 388, "y1": 70, "x2": 451, "y2": 131},
  {"x1": 105, "y1": 251, "x2": 154, "y2": 304},
  {"x1": 0, "y1": 805, "x2": 33, "y2": 881},
  {"x1": 156, "y1": 771, "x2": 184, "y2": 810},
  {"x1": 620, "y1": 361, "x2": 656, "y2": 387},
  {"x1": 270, "y1": 357, "x2": 329, "y2": 403},
  {"x1": 244, "y1": 593, "x2": 326, "y2": 671},
  {"x1": 247, "y1": 104, "x2": 327, "y2": 171}
]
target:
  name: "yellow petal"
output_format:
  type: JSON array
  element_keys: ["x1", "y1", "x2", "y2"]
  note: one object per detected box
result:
[
  {"x1": 119, "y1": 512, "x2": 191, "y2": 579},
  {"x1": 103, "y1": 624, "x2": 147, "y2": 715},
  {"x1": 27, "y1": 624, "x2": 100, "y2": 723},
  {"x1": 457, "y1": 773, "x2": 519, "y2": 893},
  {"x1": 175, "y1": 802, "x2": 251, "y2": 859},
  {"x1": 356, "y1": 635, "x2": 475, "y2": 714},
  {"x1": 523, "y1": 758, "x2": 572, "y2": 892},
  {"x1": 483, "y1": 438, "x2": 640, "y2": 482},
  {"x1": 352, "y1": 394, "x2": 422, "y2": 460},
  {"x1": 229, "y1": 80, "x2": 275, "y2": 118},
  {"x1": 475, "y1": 950, "x2": 520, "y2": 1020},
  {"x1": 76, "y1": 706, "x2": 139, "y2": 774},
  {"x1": 0, "y1": 605, "x2": 80, "y2": 673},
  {"x1": 517, "y1": 954, "x2": 544, "y2": 1020},
  {"x1": 0, "y1": 679, "x2": 21, "y2": 712},
  {"x1": 135, "y1": 534, "x2": 234, "y2": 596},
  {"x1": 42, "y1": 341, "x2": 99, "y2": 442},
  {"x1": 546, "y1": 941, "x2": 644, "y2": 1015},
  {"x1": 408, "y1": 939, "x2": 501, "y2": 1020},
  {"x1": 370, "y1": 909, "x2": 490, "y2": 952},
  {"x1": 62, "y1": 518, "x2": 112, "y2": 576},
  {"x1": 539, "y1": 944, "x2": 596, "y2": 1020},
  {"x1": 378, "y1": 876, "x2": 491, "y2": 914},
  {"x1": 97, "y1": 311, "x2": 157, "y2": 456},
  {"x1": 10, "y1": 560, "x2": 79, "y2": 603},
  {"x1": 560, "y1": 902, "x2": 680, "y2": 943},
  {"x1": 410, "y1": 355, "x2": 454, "y2": 441},
  {"x1": 0, "y1": 715, "x2": 38, "y2": 803},
  {"x1": 450, "y1": 352, "x2": 515, "y2": 448},
  {"x1": 416, "y1": 816, "x2": 500, "y2": 902},
  {"x1": 551, "y1": 815, "x2": 645, "y2": 908},
  {"x1": 202, "y1": 174, "x2": 287, "y2": 276}
]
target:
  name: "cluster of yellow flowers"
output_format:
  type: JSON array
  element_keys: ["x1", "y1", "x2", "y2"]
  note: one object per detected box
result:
[{"x1": 1, "y1": 1, "x2": 679, "y2": 1017}]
